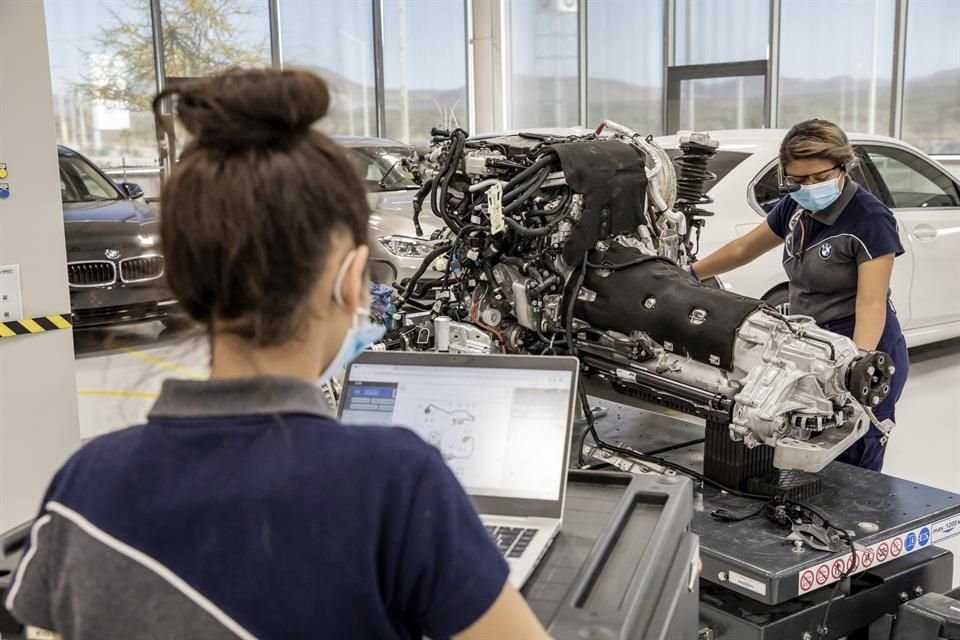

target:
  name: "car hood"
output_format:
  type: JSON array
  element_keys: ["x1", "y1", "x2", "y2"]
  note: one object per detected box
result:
[
  {"x1": 63, "y1": 198, "x2": 158, "y2": 224},
  {"x1": 368, "y1": 189, "x2": 443, "y2": 238},
  {"x1": 63, "y1": 199, "x2": 161, "y2": 253}
]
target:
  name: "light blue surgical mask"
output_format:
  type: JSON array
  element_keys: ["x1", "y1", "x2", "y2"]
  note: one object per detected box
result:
[
  {"x1": 789, "y1": 177, "x2": 842, "y2": 212},
  {"x1": 318, "y1": 249, "x2": 386, "y2": 384}
]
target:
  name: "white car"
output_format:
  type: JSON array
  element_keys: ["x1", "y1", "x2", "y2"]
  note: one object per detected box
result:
[
  {"x1": 335, "y1": 136, "x2": 443, "y2": 286},
  {"x1": 655, "y1": 129, "x2": 960, "y2": 348}
]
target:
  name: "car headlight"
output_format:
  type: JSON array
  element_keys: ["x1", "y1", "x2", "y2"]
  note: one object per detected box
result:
[{"x1": 378, "y1": 235, "x2": 436, "y2": 258}]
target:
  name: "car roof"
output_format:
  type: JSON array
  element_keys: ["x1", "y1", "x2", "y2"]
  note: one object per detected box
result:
[{"x1": 332, "y1": 135, "x2": 409, "y2": 148}]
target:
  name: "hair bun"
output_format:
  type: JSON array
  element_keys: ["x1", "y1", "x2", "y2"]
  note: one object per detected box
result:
[{"x1": 172, "y1": 68, "x2": 330, "y2": 153}]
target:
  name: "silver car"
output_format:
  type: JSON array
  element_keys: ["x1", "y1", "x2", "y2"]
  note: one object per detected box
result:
[{"x1": 335, "y1": 136, "x2": 443, "y2": 285}]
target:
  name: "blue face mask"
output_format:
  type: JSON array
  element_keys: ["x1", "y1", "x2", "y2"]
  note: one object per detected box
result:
[
  {"x1": 317, "y1": 310, "x2": 385, "y2": 384},
  {"x1": 318, "y1": 250, "x2": 386, "y2": 384},
  {"x1": 789, "y1": 177, "x2": 842, "y2": 212}
]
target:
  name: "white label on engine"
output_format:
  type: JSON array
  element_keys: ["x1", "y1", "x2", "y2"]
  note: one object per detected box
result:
[
  {"x1": 728, "y1": 570, "x2": 767, "y2": 596},
  {"x1": 615, "y1": 368, "x2": 637, "y2": 383},
  {"x1": 488, "y1": 183, "x2": 505, "y2": 235}
]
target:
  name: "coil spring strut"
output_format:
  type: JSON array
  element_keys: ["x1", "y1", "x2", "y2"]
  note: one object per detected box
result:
[{"x1": 674, "y1": 133, "x2": 720, "y2": 217}]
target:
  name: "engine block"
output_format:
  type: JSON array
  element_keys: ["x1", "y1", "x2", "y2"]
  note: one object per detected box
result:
[{"x1": 382, "y1": 125, "x2": 893, "y2": 473}]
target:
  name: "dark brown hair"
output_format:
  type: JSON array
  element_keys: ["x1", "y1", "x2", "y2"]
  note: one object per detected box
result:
[
  {"x1": 153, "y1": 68, "x2": 369, "y2": 347},
  {"x1": 780, "y1": 118, "x2": 856, "y2": 169}
]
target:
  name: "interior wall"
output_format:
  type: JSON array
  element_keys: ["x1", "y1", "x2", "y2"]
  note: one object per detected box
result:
[{"x1": 0, "y1": 0, "x2": 82, "y2": 534}]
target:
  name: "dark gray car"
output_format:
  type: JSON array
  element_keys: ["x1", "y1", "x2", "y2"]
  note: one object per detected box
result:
[{"x1": 59, "y1": 146, "x2": 179, "y2": 327}]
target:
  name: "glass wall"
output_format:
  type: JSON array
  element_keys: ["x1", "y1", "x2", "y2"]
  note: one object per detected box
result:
[
  {"x1": 159, "y1": 0, "x2": 270, "y2": 78},
  {"x1": 42, "y1": 0, "x2": 960, "y2": 165},
  {"x1": 679, "y1": 76, "x2": 765, "y2": 131},
  {"x1": 45, "y1": 0, "x2": 160, "y2": 170},
  {"x1": 779, "y1": 0, "x2": 895, "y2": 135},
  {"x1": 382, "y1": 0, "x2": 468, "y2": 144},
  {"x1": 507, "y1": 0, "x2": 579, "y2": 129},
  {"x1": 675, "y1": 0, "x2": 769, "y2": 65},
  {"x1": 586, "y1": 0, "x2": 664, "y2": 133},
  {"x1": 901, "y1": 0, "x2": 960, "y2": 154},
  {"x1": 279, "y1": 0, "x2": 377, "y2": 137}
]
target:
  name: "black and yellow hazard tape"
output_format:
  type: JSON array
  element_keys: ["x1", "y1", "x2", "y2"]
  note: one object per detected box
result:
[{"x1": 0, "y1": 314, "x2": 72, "y2": 339}]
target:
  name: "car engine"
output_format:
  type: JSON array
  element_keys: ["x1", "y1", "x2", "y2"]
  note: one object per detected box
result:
[{"x1": 378, "y1": 123, "x2": 894, "y2": 474}]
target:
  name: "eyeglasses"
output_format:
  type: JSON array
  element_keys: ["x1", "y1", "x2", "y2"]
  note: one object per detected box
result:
[{"x1": 784, "y1": 164, "x2": 843, "y2": 187}]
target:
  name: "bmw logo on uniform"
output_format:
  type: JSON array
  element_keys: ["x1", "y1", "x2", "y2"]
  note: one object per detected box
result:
[
  {"x1": 105, "y1": 249, "x2": 122, "y2": 260},
  {"x1": 819, "y1": 243, "x2": 832, "y2": 259}
]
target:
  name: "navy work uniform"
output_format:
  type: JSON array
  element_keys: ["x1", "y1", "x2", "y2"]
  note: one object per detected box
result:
[
  {"x1": 7, "y1": 377, "x2": 509, "y2": 639},
  {"x1": 767, "y1": 178, "x2": 908, "y2": 471}
]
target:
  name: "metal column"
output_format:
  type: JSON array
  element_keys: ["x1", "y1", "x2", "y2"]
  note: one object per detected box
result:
[
  {"x1": 890, "y1": 0, "x2": 909, "y2": 139},
  {"x1": 372, "y1": 0, "x2": 387, "y2": 138},
  {"x1": 268, "y1": 0, "x2": 283, "y2": 68}
]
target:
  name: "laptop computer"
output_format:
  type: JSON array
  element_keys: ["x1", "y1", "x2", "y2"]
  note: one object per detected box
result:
[{"x1": 338, "y1": 351, "x2": 579, "y2": 588}]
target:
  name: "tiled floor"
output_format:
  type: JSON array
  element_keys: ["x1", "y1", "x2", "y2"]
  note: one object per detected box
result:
[{"x1": 73, "y1": 325, "x2": 960, "y2": 584}]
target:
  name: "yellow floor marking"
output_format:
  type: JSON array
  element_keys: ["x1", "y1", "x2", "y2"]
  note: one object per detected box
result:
[
  {"x1": 118, "y1": 347, "x2": 207, "y2": 380},
  {"x1": 78, "y1": 390, "x2": 160, "y2": 400}
]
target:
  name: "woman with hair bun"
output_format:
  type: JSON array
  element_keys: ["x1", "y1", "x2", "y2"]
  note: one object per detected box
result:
[
  {"x1": 689, "y1": 118, "x2": 908, "y2": 472},
  {"x1": 6, "y1": 68, "x2": 549, "y2": 640}
]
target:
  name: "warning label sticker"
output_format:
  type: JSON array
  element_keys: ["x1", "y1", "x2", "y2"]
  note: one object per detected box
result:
[
  {"x1": 891, "y1": 537, "x2": 903, "y2": 557},
  {"x1": 831, "y1": 558, "x2": 846, "y2": 578},
  {"x1": 797, "y1": 515, "x2": 960, "y2": 595},
  {"x1": 876, "y1": 542, "x2": 889, "y2": 562}
]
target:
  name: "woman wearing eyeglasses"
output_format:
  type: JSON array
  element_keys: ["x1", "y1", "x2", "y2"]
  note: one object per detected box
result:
[{"x1": 688, "y1": 118, "x2": 908, "y2": 472}]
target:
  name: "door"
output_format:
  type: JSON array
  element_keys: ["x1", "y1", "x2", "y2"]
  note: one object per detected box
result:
[{"x1": 860, "y1": 144, "x2": 960, "y2": 328}]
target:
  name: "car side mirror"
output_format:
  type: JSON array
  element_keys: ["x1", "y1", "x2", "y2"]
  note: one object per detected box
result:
[{"x1": 120, "y1": 182, "x2": 144, "y2": 199}]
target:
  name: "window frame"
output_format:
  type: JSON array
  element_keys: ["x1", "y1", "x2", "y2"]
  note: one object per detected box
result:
[
  {"x1": 859, "y1": 142, "x2": 960, "y2": 210},
  {"x1": 58, "y1": 152, "x2": 124, "y2": 204}
]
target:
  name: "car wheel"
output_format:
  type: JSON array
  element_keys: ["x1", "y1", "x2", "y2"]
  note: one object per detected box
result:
[{"x1": 762, "y1": 286, "x2": 790, "y2": 315}]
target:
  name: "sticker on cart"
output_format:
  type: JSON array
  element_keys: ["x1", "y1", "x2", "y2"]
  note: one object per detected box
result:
[
  {"x1": 815, "y1": 564, "x2": 830, "y2": 586},
  {"x1": 876, "y1": 542, "x2": 889, "y2": 562},
  {"x1": 728, "y1": 570, "x2": 767, "y2": 597},
  {"x1": 831, "y1": 558, "x2": 846, "y2": 578},
  {"x1": 891, "y1": 537, "x2": 903, "y2": 557},
  {"x1": 905, "y1": 532, "x2": 917, "y2": 552},
  {"x1": 932, "y1": 515, "x2": 960, "y2": 544},
  {"x1": 798, "y1": 519, "x2": 960, "y2": 595}
]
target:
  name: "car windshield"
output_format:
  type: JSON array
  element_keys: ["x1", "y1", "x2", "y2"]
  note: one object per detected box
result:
[
  {"x1": 59, "y1": 155, "x2": 121, "y2": 203},
  {"x1": 344, "y1": 145, "x2": 417, "y2": 192},
  {"x1": 665, "y1": 149, "x2": 751, "y2": 193}
]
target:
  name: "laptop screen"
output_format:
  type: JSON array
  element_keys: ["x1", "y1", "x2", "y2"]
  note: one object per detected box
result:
[{"x1": 341, "y1": 359, "x2": 574, "y2": 502}]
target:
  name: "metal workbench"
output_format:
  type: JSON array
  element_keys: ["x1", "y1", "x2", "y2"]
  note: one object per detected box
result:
[{"x1": 581, "y1": 382, "x2": 960, "y2": 638}]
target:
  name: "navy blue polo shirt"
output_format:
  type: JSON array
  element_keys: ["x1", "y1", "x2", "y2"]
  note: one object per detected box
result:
[
  {"x1": 6, "y1": 377, "x2": 508, "y2": 639},
  {"x1": 766, "y1": 179, "x2": 904, "y2": 324}
]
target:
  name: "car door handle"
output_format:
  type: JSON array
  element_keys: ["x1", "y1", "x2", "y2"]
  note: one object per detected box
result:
[{"x1": 913, "y1": 224, "x2": 938, "y2": 242}]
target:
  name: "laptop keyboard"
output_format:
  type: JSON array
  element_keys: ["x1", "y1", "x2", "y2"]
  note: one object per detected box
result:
[{"x1": 486, "y1": 526, "x2": 538, "y2": 559}]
